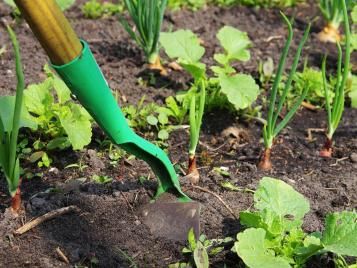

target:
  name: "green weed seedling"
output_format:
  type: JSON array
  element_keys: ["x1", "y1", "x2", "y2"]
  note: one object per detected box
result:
[
  {"x1": 318, "y1": 0, "x2": 354, "y2": 43},
  {"x1": 258, "y1": 14, "x2": 310, "y2": 170},
  {"x1": 82, "y1": 0, "x2": 123, "y2": 19},
  {"x1": 91, "y1": 174, "x2": 113, "y2": 184},
  {"x1": 120, "y1": 0, "x2": 167, "y2": 74},
  {"x1": 5, "y1": 0, "x2": 75, "y2": 13},
  {"x1": 235, "y1": 177, "x2": 357, "y2": 268},
  {"x1": 320, "y1": 0, "x2": 351, "y2": 158},
  {"x1": 169, "y1": 228, "x2": 233, "y2": 268},
  {"x1": 0, "y1": 27, "x2": 37, "y2": 213}
]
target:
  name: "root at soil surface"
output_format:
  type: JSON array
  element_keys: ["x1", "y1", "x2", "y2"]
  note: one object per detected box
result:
[
  {"x1": 186, "y1": 156, "x2": 200, "y2": 184},
  {"x1": 317, "y1": 24, "x2": 341, "y2": 43},
  {"x1": 258, "y1": 148, "x2": 272, "y2": 171},
  {"x1": 148, "y1": 56, "x2": 167, "y2": 76},
  {"x1": 320, "y1": 138, "x2": 333, "y2": 158}
]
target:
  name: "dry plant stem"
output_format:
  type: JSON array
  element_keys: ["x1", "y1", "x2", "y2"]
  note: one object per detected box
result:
[
  {"x1": 56, "y1": 247, "x2": 70, "y2": 264},
  {"x1": 190, "y1": 185, "x2": 238, "y2": 220},
  {"x1": 148, "y1": 56, "x2": 167, "y2": 76},
  {"x1": 317, "y1": 24, "x2": 341, "y2": 43},
  {"x1": 14, "y1": 205, "x2": 80, "y2": 235},
  {"x1": 258, "y1": 147, "x2": 272, "y2": 171},
  {"x1": 187, "y1": 155, "x2": 200, "y2": 184},
  {"x1": 320, "y1": 137, "x2": 333, "y2": 158}
]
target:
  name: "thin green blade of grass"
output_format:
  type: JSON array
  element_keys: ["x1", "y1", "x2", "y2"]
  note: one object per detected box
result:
[{"x1": 321, "y1": 56, "x2": 332, "y2": 134}]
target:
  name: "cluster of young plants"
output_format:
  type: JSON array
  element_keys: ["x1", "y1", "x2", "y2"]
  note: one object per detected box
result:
[
  {"x1": 122, "y1": 96, "x2": 181, "y2": 147},
  {"x1": 160, "y1": 26, "x2": 259, "y2": 182},
  {"x1": 235, "y1": 177, "x2": 357, "y2": 268},
  {"x1": 22, "y1": 65, "x2": 93, "y2": 166},
  {"x1": 173, "y1": 177, "x2": 357, "y2": 267},
  {"x1": 82, "y1": 0, "x2": 124, "y2": 19}
]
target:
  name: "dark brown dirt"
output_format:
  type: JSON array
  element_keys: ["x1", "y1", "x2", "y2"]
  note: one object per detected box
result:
[{"x1": 0, "y1": 1, "x2": 356, "y2": 267}]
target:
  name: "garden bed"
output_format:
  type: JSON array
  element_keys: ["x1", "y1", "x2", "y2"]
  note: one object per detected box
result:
[{"x1": 0, "y1": 1, "x2": 356, "y2": 267}]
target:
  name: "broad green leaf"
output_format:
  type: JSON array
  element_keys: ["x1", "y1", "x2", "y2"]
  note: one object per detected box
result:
[
  {"x1": 322, "y1": 211, "x2": 357, "y2": 256},
  {"x1": 24, "y1": 78, "x2": 53, "y2": 115},
  {"x1": 158, "y1": 129, "x2": 169, "y2": 140},
  {"x1": 193, "y1": 241, "x2": 209, "y2": 268},
  {"x1": 352, "y1": 5, "x2": 357, "y2": 23},
  {"x1": 0, "y1": 96, "x2": 37, "y2": 131},
  {"x1": 216, "y1": 26, "x2": 251, "y2": 62},
  {"x1": 254, "y1": 177, "x2": 310, "y2": 230},
  {"x1": 53, "y1": 76, "x2": 71, "y2": 103},
  {"x1": 160, "y1": 30, "x2": 205, "y2": 63},
  {"x1": 235, "y1": 228, "x2": 291, "y2": 268},
  {"x1": 147, "y1": 115, "x2": 158, "y2": 125},
  {"x1": 180, "y1": 62, "x2": 206, "y2": 81},
  {"x1": 294, "y1": 235, "x2": 323, "y2": 264},
  {"x1": 187, "y1": 227, "x2": 197, "y2": 251},
  {"x1": 57, "y1": 104, "x2": 92, "y2": 150},
  {"x1": 218, "y1": 73, "x2": 259, "y2": 110}
]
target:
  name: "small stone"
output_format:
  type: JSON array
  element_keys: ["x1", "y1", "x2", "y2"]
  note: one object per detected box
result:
[
  {"x1": 49, "y1": 167, "x2": 59, "y2": 174},
  {"x1": 350, "y1": 153, "x2": 357, "y2": 163},
  {"x1": 112, "y1": 191, "x2": 121, "y2": 197},
  {"x1": 134, "y1": 220, "x2": 141, "y2": 225}
]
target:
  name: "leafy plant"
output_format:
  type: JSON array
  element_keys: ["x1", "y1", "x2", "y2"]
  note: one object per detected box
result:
[
  {"x1": 91, "y1": 174, "x2": 113, "y2": 184},
  {"x1": 258, "y1": 14, "x2": 310, "y2": 170},
  {"x1": 24, "y1": 65, "x2": 92, "y2": 161},
  {"x1": 235, "y1": 177, "x2": 357, "y2": 268},
  {"x1": 122, "y1": 96, "x2": 178, "y2": 146},
  {"x1": 0, "y1": 27, "x2": 37, "y2": 213},
  {"x1": 320, "y1": 0, "x2": 351, "y2": 157},
  {"x1": 160, "y1": 29, "x2": 206, "y2": 183},
  {"x1": 82, "y1": 0, "x2": 123, "y2": 19},
  {"x1": 160, "y1": 27, "x2": 259, "y2": 181},
  {"x1": 120, "y1": 0, "x2": 167, "y2": 74},
  {"x1": 4, "y1": 0, "x2": 76, "y2": 12},
  {"x1": 317, "y1": 0, "x2": 354, "y2": 43},
  {"x1": 169, "y1": 228, "x2": 233, "y2": 268}
]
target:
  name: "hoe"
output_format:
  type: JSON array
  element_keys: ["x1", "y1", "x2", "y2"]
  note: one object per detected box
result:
[{"x1": 13, "y1": 0, "x2": 200, "y2": 241}]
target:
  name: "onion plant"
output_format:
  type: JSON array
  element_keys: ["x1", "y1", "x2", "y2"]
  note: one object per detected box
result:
[
  {"x1": 318, "y1": 0, "x2": 353, "y2": 43},
  {"x1": 120, "y1": 0, "x2": 167, "y2": 75},
  {"x1": 320, "y1": 0, "x2": 351, "y2": 157},
  {"x1": 259, "y1": 14, "x2": 311, "y2": 170},
  {"x1": 187, "y1": 80, "x2": 206, "y2": 184},
  {"x1": 0, "y1": 27, "x2": 25, "y2": 213}
]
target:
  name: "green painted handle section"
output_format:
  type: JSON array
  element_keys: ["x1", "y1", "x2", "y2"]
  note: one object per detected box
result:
[{"x1": 52, "y1": 40, "x2": 190, "y2": 202}]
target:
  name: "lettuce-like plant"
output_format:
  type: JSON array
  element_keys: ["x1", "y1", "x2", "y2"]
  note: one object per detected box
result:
[
  {"x1": 259, "y1": 14, "x2": 310, "y2": 170},
  {"x1": 120, "y1": 0, "x2": 167, "y2": 74},
  {"x1": 0, "y1": 27, "x2": 37, "y2": 213},
  {"x1": 320, "y1": 0, "x2": 351, "y2": 157},
  {"x1": 235, "y1": 177, "x2": 357, "y2": 268}
]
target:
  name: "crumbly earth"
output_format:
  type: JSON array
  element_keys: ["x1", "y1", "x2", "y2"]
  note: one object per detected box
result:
[{"x1": 0, "y1": 1, "x2": 356, "y2": 267}]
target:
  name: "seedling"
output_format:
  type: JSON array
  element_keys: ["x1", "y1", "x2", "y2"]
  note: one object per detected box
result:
[
  {"x1": 320, "y1": 0, "x2": 351, "y2": 157},
  {"x1": 259, "y1": 14, "x2": 311, "y2": 170},
  {"x1": 318, "y1": 0, "x2": 353, "y2": 43},
  {"x1": 120, "y1": 0, "x2": 167, "y2": 74},
  {"x1": 236, "y1": 177, "x2": 357, "y2": 267},
  {"x1": 82, "y1": 0, "x2": 123, "y2": 19},
  {"x1": 0, "y1": 27, "x2": 33, "y2": 213}
]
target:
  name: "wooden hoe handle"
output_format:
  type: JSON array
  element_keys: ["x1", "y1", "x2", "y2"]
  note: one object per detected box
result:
[{"x1": 14, "y1": 0, "x2": 82, "y2": 65}]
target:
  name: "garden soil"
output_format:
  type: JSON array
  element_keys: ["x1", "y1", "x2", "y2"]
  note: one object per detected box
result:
[{"x1": 0, "y1": 1, "x2": 356, "y2": 267}]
